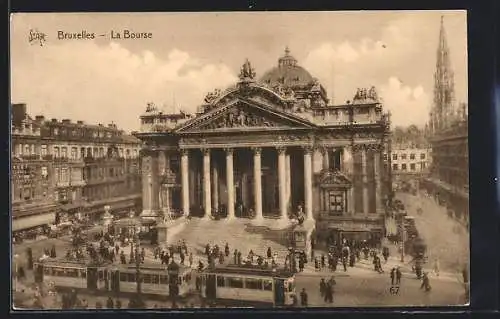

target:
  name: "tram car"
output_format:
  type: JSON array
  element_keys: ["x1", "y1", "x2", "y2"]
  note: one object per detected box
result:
[
  {"x1": 109, "y1": 263, "x2": 194, "y2": 297},
  {"x1": 34, "y1": 258, "x2": 194, "y2": 299},
  {"x1": 199, "y1": 265, "x2": 296, "y2": 307}
]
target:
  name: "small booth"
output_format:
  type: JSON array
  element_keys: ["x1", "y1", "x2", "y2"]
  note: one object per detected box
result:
[{"x1": 112, "y1": 211, "x2": 158, "y2": 245}]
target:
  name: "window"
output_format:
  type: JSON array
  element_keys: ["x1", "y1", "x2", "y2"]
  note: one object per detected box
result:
[
  {"x1": 410, "y1": 163, "x2": 416, "y2": 171},
  {"x1": 142, "y1": 274, "x2": 152, "y2": 284},
  {"x1": 61, "y1": 147, "x2": 67, "y2": 158},
  {"x1": 392, "y1": 154, "x2": 397, "y2": 160},
  {"x1": 151, "y1": 275, "x2": 159, "y2": 284},
  {"x1": 227, "y1": 277, "x2": 244, "y2": 288},
  {"x1": 401, "y1": 154, "x2": 407, "y2": 160},
  {"x1": 24, "y1": 145, "x2": 30, "y2": 155},
  {"x1": 53, "y1": 128, "x2": 59, "y2": 136},
  {"x1": 159, "y1": 275, "x2": 168, "y2": 285},
  {"x1": 420, "y1": 153, "x2": 426, "y2": 160},
  {"x1": 119, "y1": 273, "x2": 128, "y2": 282},
  {"x1": 41, "y1": 166, "x2": 48, "y2": 179},
  {"x1": 328, "y1": 191, "x2": 344, "y2": 215},
  {"x1": 54, "y1": 168, "x2": 60, "y2": 182},
  {"x1": 401, "y1": 164, "x2": 407, "y2": 171},
  {"x1": 127, "y1": 273, "x2": 136, "y2": 282},
  {"x1": 263, "y1": 280, "x2": 273, "y2": 291},
  {"x1": 217, "y1": 276, "x2": 225, "y2": 287},
  {"x1": 71, "y1": 147, "x2": 78, "y2": 160},
  {"x1": 410, "y1": 153, "x2": 415, "y2": 160},
  {"x1": 421, "y1": 163, "x2": 426, "y2": 170},
  {"x1": 41, "y1": 145, "x2": 47, "y2": 156},
  {"x1": 245, "y1": 278, "x2": 263, "y2": 290},
  {"x1": 392, "y1": 164, "x2": 398, "y2": 171},
  {"x1": 383, "y1": 154, "x2": 388, "y2": 161}
]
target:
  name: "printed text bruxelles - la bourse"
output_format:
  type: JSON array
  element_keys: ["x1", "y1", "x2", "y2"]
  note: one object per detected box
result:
[{"x1": 57, "y1": 30, "x2": 152, "y2": 40}]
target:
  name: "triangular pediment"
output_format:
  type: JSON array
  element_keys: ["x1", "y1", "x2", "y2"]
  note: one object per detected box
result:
[
  {"x1": 175, "y1": 98, "x2": 316, "y2": 133},
  {"x1": 315, "y1": 169, "x2": 351, "y2": 187}
]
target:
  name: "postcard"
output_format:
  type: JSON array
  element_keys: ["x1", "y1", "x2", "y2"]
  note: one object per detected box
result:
[{"x1": 10, "y1": 11, "x2": 469, "y2": 310}]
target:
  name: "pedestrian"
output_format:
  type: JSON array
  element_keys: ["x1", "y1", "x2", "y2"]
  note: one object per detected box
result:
[
  {"x1": 390, "y1": 267, "x2": 396, "y2": 285},
  {"x1": 106, "y1": 296, "x2": 114, "y2": 309},
  {"x1": 267, "y1": 247, "x2": 272, "y2": 259},
  {"x1": 342, "y1": 257, "x2": 347, "y2": 272},
  {"x1": 225, "y1": 243, "x2": 230, "y2": 257},
  {"x1": 115, "y1": 299, "x2": 122, "y2": 309},
  {"x1": 314, "y1": 257, "x2": 319, "y2": 271},
  {"x1": 233, "y1": 249, "x2": 238, "y2": 264},
  {"x1": 420, "y1": 272, "x2": 431, "y2": 292},
  {"x1": 396, "y1": 267, "x2": 402, "y2": 285},
  {"x1": 180, "y1": 251, "x2": 185, "y2": 265},
  {"x1": 433, "y1": 258, "x2": 440, "y2": 277},
  {"x1": 382, "y1": 246, "x2": 389, "y2": 263},
  {"x1": 299, "y1": 288, "x2": 308, "y2": 307},
  {"x1": 189, "y1": 252, "x2": 193, "y2": 267},
  {"x1": 319, "y1": 278, "x2": 326, "y2": 298},
  {"x1": 321, "y1": 254, "x2": 325, "y2": 269}
]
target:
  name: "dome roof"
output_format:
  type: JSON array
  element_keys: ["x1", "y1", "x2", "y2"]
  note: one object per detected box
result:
[{"x1": 259, "y1": 47, "x2": 315, "y2": 88}]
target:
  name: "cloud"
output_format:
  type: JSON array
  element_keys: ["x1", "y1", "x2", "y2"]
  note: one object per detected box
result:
[
  {"x1": 380, "y1": 77, "x2": 430, "y2": 127},
  {"x1": 302, "y1": 15, "x2": 433, "y2": 127},
  {"x1": 11, "y1": 42, "x2": 237, "y2": 131}
]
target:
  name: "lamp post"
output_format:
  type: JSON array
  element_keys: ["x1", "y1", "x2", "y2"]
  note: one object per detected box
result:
[{"x1": 132, "y1": 233, "x2": 145, "y2": 308}]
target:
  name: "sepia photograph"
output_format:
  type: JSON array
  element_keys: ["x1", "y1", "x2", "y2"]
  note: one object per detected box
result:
[{"x1": 10, "y1": 11, "x2": 469, "y2": 309}]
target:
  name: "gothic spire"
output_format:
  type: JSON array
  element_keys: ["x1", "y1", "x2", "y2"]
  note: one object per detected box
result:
[{"x1": 433, "y1": 15, "x2": 456, "y2": 131}]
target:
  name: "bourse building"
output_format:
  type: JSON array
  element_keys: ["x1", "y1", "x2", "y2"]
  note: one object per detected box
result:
[{"x1": 134, "y1": 49, "x2": 391, "y2": 246}]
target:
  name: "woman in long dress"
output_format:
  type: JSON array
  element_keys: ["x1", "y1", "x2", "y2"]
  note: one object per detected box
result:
[{"x1": 433, "y1": 257, "x2": 440, "y2": 277}]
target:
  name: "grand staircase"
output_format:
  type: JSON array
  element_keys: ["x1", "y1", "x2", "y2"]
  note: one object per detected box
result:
[{"x1": 169, "y1": 218, "x2": 294, "y2": 264}]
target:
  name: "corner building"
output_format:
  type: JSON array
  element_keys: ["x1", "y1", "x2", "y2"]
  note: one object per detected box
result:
[{"x1": 135, "y1": 49, "x2": 391, "y2": 246}]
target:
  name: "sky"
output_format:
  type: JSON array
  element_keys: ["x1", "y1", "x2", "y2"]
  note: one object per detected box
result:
[{"x1": 10, "y1": 11, "x2": 467, "y2": 132}]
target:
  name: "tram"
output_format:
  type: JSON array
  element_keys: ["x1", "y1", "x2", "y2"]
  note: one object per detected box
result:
[
  {"x1": 199, "y1": 265, "x2": 296, "y2": 307},
  {"x1": 34, "y1": 258, "x2": 194, "y2": 299}
]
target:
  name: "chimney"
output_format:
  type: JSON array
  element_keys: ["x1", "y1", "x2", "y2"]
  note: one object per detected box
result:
[
  {"x1": 98, "y1": 123, "x2": 103, "y2": 127},
  {"x1": 11, "y1": 103, "x2": 27, "y2": 127},
  {"x1": 62, "y1": 119, "x2": 71, "y2": 124},
  {"x1": 51, "y1": 118, "x2": 58, "y2": 123},
  {"x1": 35, "y1": 115, "x2": 45, "y2": 122},
  {"x1": 77, "y1": 120, "x2": 84, "y2": 125}
]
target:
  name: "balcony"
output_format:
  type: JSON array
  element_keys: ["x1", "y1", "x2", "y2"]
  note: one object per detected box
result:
[
  {"x1": 56, "y1": 181, "x2": 70, "y2": 188},
  {"x1": 16, "y1": 154, "x2": 41, "y2": 161}
]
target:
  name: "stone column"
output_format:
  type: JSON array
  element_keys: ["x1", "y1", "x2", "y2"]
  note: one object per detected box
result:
[
  {"x1": 203, "y1": 148, "x2": 212, "y2": 218},
  {"x1": 277, "y1": 147, "x2": 288, "y2": 221},
  {"x1": 361, "y1": 146, "x2": 369, "y2": 216},
  {"x1": 141, "y1": 149, "x2": 160, "y2": 219},
  {"x1": 180, "y1": 149, "x2": 190, "y2": 217},
  {"x1": 344, "y1": 145, "x2": 355, "y2": 215},
  {"x1": 374, "y1": 145, "x2": 384, "y2": 214},
  {"x1": 225, "y1": 148, "x2": 235, "y2": 219},
  {"x1": 253, "y1": 147, "x2": 263, "y2": 221},
  {"x1": 285, "y1": 153, "x2": 292, "y2": 211},
  {"x1": 303, "y1": 146, "x2": 314, "y2": 221},
  {"x1": 212, "y1": 164, "x2": 219, "y2": 213}
]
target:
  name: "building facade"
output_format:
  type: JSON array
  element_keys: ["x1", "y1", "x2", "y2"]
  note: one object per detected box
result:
[
  {"x1": 421, "y1": 17, "x2": 469, "y2": 225},
  {"x1": 134, "y1": 49, "x2": 391, "y2": 246},
  {"x1": 386, "y1": 144, "x2": 431, "y2": 187},
  {"x1": 11, "y1": 103, "x2": 142, "y2": 235}
]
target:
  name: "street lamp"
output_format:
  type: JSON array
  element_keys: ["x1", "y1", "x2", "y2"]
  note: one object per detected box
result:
[{"x1": 133, "y1": 234, "x2": 145, "y2": 308}]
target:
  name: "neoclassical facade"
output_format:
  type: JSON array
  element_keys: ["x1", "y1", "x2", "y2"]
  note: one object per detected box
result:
[{"x1": 134, "y1": 49, "x2": 391, "y2": 243}]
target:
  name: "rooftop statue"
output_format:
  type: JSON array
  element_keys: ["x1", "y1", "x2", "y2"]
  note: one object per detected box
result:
[
  {"x1": 239, "y1": 59, "x2": 256, "y2": 81},
  {"x1": 145, "y1": 102, "x2": 158, "y2": 113},
  {"x1": 204, "y1": 88, "x2": 222, "y2": 104},
  {"x1": 353, "y1": 86, "x2": 380, "y2": 103}
]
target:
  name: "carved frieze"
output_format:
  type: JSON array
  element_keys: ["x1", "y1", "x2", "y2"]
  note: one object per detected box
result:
[
  {"x1": 315, "y1": 169, "x2": 352, "y2": 187},
  {"x1": 200, "y1": 105, "x2": 279, "y2": 130}
]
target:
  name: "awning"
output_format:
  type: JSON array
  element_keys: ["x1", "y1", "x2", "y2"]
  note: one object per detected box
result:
[{"x1": 12, "y1": 212, "x2": 56, "y2": 232}]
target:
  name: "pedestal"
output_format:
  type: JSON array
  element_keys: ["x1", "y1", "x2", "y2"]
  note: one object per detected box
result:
[
  {"x1": 102, "y1": 213, "x2": 113, "y2": 226},
  {"x1": 157, "y1": 223, "x2": 168, "y2": 245}
]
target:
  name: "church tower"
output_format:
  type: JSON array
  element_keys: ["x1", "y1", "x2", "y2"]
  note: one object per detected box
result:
[{"x1": 431, "y1": 16, "x2": 456, "y2": 132}]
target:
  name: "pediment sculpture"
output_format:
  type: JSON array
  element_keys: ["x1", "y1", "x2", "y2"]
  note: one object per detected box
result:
[
  {"x1": 316, "y1": 169, "x2": 351, "y2": 186},
  {"x1": 204, "y1": 88, "x2": 222, "y2": 105},
  {"x1": 201, "y1": 107, "x2": 279, "y2": 129}
]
